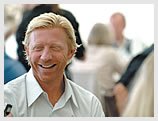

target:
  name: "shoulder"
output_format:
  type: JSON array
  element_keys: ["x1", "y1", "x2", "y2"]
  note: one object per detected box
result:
[
  {"x1": 68, "y1": 80, "x2": 105, "y2": 116},
  {"x1": 4, "y1": 74, "x2": 27, "y2": 117},
  {"x1": 69, "y1": 80, "x2": 94, "y2": 98},
  {"x1": 4, "y1": 74, "x2": 26, "y2": 95},
  {"x1": 125, "y1": 37, "x2": 132, "y2": 43},
  {"x1": 101, "y1": 47, "x2": 119, "y2": 57}
]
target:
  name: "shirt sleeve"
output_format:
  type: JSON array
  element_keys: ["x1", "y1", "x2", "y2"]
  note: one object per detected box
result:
[
  {"x1": 91, "y1": 96, "x2": 105, "y2": 117},
  {"x1": 4, "y1": 85, "x2": 17, "y2": 117}
]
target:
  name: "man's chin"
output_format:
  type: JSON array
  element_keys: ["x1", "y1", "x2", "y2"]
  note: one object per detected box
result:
[
  {"x1": 40, "y1": 78, "x2": 52, "y2": 83},
  {"x1": 37, "y1": 76, "x2": 53, "y2": 83}
]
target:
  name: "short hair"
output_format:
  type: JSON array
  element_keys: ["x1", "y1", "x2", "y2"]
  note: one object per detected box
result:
[
  {"x1": 110, "y1": 12, "x2": 126, "y2": 27},
  {"x1": 24, "y1": 12, "x2": 78, "y2": 51},
  {"x1": 87, "y1": 23, "x2": 115, "y2": 46}
]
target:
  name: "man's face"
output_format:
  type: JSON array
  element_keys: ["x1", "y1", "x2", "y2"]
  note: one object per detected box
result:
[
  {"x1": 25, "y1": 27, "x2": 73, "y2": 83},
  {"x1": 110, "y1": 15, "x2": 125, "y2": 35}
]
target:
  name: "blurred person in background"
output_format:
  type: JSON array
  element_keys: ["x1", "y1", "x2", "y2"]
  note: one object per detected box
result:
[
  {"x1": 16, "y1": 4, "x2": 85, "y2": 80},
  {"x1": 113, "y1": 44, "x2": 154, "y2": 115},
  {"x1": 69, "y1": 23, "x2": 127, "y2": 116},
  {"x1": 4, "y1": 13, "x2": 104, "y2": 117},
  {"x1": 110, "y1": 12, "x2": 132, "y2": 62},
  {"x1": 122, "y1": 51, "x2": 154, "y2": 117},
  {"x1": 4, "y1": 4, "x2": 26, "y2": 84},
  {"x1": 110, "y1": 12, "x2": 145, "y2": 62}
]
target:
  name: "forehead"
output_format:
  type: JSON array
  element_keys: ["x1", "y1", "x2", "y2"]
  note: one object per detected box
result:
[
  {"x1": 29, "y1": 27, "x2": 68, "y2": 45},
  {"x1": 111, "y1": 15, "x2": 124, "y2": 23}
]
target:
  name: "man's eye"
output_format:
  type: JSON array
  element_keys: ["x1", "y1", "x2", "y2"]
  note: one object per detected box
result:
[
  {"x1": 34, "y1": 46, "x2": 43, "y2": 51},
  {"x1": 50, "y1": 46, "x2": 61, "y2": 51}
]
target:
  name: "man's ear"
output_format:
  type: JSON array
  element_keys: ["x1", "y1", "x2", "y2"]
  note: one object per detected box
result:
[
  {"x1": 68, "y1": 49, "x2": 76, "y2": 59},
  {"x1": 24, "y1": 45, "x2": 29, "y2": 57}
]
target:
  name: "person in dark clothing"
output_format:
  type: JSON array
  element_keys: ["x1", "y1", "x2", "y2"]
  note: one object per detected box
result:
[
  {"x1": 16, "y1": 4, "x2": 85, "y2": 76},
  {"x1": 4, "y1": 52, "x2": 26, "y2": 84},
  {"x1": 113, "y1": 43, "x2": 154, "y2": 114},
  {"x1": 117, "y1": 43, "x2": 154, "y2": 88}
]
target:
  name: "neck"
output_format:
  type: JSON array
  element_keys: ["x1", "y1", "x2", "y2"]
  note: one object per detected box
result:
[
  {"x1": 38, "y1": 76, "x2": 65, "y2": 106},
  {"x1": 116, "y1": 34, "x2": 124, "y2": 46}
]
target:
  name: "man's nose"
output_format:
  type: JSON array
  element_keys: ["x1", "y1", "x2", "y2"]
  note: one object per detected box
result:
[{"x1": 40, "y1": 48, "x2": 52, "y2": 62}]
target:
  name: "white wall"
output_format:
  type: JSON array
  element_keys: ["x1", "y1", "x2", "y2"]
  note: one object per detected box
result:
[
  {"x1": 60, "y1": 4, "x2": 154, "y2": 47},
  {"x1": 5, "y1": 4, "x2": 154, "y2": 60}
]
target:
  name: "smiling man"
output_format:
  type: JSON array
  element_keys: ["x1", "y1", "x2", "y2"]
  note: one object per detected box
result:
[{"x1": 4, "y1": 12, "x2": 105, "y2": 117}]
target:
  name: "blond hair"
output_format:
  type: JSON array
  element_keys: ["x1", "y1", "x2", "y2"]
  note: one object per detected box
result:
[
  {"x1": 24, "y1": 12, "x2": 78, "y2": 64},
  {"x1": 24, "y1": 12, "x2": 77, "y2": 50},
  {"x1": 4, "y1": 4, "x2": 23, "y2": 40},
  {"x1": 122, "y1": 51, "x2": 154, "y2": 117},
  {"x1": 87, "y1": 23, "x2": 115, "y2": 46}
]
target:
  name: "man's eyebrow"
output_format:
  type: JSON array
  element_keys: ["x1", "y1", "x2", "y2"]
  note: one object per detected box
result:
[
  {"x1": 49, "y1": 43, "x2": 64, "y2": 47},
  {"x1": 30, "y1": 44, "x2": 42, "y2": 49},
  {"x1": 32, "y1": 43, "x2": 42, "y2": 46}
]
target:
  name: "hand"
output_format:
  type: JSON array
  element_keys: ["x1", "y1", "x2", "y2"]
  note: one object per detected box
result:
[
  {"x1": 113, "y1": 83, "x2": 128, "y2": 115},
  {"x1": 5, "y1": 112, "x2": 12, "y2": 117}
]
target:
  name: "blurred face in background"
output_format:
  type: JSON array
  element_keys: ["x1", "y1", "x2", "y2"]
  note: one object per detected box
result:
[
  {"x1": 25, "y1": 27, "x2": 74, "y2": 83},
  {"x1": 110, "y1": 14, "x2": 125, "y2": 36}
]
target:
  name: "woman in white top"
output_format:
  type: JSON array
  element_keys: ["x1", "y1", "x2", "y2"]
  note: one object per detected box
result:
[{"x1": 69, "y1": 23, "x2": 127, "y2": 116}]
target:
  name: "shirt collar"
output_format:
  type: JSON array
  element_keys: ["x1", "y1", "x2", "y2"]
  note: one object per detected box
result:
[
  {"x1": 26, "y1": 69, "x2": 78, "y2": 108},
  {"x1": 62, "y1": 75, "x2": 78, "y2": 108},
  {"x1": 26, "y1": 69, "x2": 44, "y2": 107}
]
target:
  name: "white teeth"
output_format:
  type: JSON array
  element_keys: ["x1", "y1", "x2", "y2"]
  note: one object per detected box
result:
[
  {"x1": 39, "y1": 64, "x2": 56, "y2": 69},
  {"x1": 42, "y1": 65, "x2": 53, "y2": 68}
]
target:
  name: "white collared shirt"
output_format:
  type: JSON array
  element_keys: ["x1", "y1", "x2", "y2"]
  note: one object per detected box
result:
[{"x1": 4, "y1": 69, "x2": 105, "y2": 117}]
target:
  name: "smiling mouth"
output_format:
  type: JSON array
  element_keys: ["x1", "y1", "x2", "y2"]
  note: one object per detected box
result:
[{"x1": 39, "y1": 64, "x2": 57, "y2": 69}]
